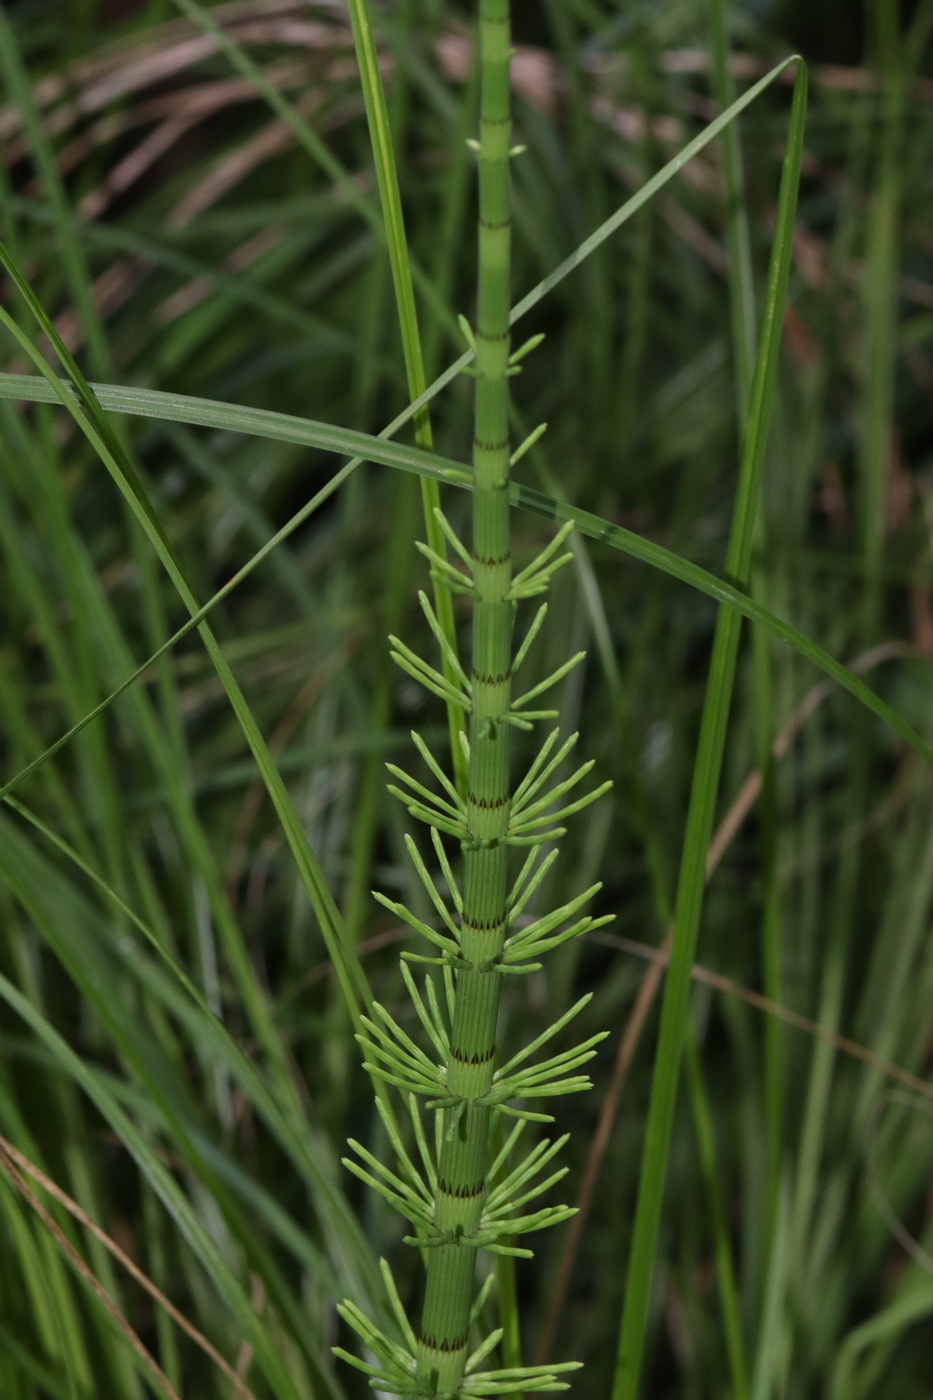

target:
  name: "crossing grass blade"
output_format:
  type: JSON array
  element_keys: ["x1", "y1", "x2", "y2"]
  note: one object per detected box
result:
[
  {"x1": 3, "y1": 795, "x2": 212, "y2": 1018},
  {"x1": 611, "y1": 61, "x2": 809, "y2": 1400},
  {"x1": 506, "y1": 57, "x2": 801, "y2": 328},
  {"x1": 0, "y1": 242, "x2": 411, "y2": 1325},
  {"x1": 0, "y1": 373, "x2": 926, "y2": 775},
  {"x1": 0, "y1": 1147, "x2": 184, "y2": 1400},
  {"x1": 171, "y1": 0, "x2": 456, "y2": 339},
  {"x1": 829, "y1": 1283, "x2": 933, "y2": 1400},
  {"x1": 0, "y1": 375, "x2": 472, "y2": 484},
  {"x1": 0, "y1": 807, "x2": 387, "y2": 1395},
  {"x1": 0, "y1": 9, "x2": 374, "y2": 1143}
]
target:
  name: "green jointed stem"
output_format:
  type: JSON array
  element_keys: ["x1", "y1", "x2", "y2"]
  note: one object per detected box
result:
[
  {"x1": 417, "y1": 0, "x2": 514, "y2": 1389},
  {"x1": 338, "y1": 5, "x2": 612, "y2": 1396}
]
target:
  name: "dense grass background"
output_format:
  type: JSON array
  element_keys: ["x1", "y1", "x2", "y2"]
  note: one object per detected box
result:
[{"x1": 0, "y1": 1, "x2": 929, "y2": 1397}]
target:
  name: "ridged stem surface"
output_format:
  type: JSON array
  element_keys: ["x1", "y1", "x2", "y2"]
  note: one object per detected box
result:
[{"x1": 416, "y1": 0, "x2": 512, "y2": 1391}]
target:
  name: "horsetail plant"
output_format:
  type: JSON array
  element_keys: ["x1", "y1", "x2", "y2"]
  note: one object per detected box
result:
[{"x1": 334, "y1": 2, "x2": 612, "y2": 1395}]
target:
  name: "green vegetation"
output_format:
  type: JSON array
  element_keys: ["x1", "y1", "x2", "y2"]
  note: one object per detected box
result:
[{"x1": 0, "y1": 2, "x2": 929, "y2": 1399}]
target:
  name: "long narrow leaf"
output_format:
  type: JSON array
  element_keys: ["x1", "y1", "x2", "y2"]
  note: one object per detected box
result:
[
  {"x1": 344, "y1": 0, "x2": 468, "y2": 792},
  {"x1": 0, "y1": 375, "x2": 470, "y2": 485},
  {"x1": 611, "y1": 60, "x2": 808, "y2": 1400},
  {"x1": 0, "y1": 373, "x2": 925, "y2": 778}
]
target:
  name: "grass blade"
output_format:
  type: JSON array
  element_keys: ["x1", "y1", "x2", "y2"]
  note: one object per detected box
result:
[
  {"x1": 0, "y1": 54, "x2": 800, "y2": 451},
  {"x1": 508, "y1": 58, "x2": 800, "y2": 329},
  {"x1": 710, "y1": 0, "x2": 783, "y2": 1242},
  {"x1": 830, "y1": 1284, "x2": 933, "y2": 1400},
  {"x1": 0, "y1": 375, "x2": 471, "y2": 484},
  {"x1": 685, "y1": 1034, "x2": 749, "y2": 1400},
  {"x1": 750, "y1": 1180, "x2": 790, "y2": 1400},
  {"x1": 708, "y1": 0, "x2": 757, "y2": 418},
  {"x1": 345, "y1": 0, "x2": 468, "y2": 792},
  {"x1": 611, "y1": 61, "x2": 808, "y2": 1400},
  {"x1": 171, "y1": 0, "x2": 380, "y2": 234}
]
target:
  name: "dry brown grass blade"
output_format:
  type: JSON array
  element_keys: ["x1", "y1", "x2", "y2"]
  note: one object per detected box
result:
[
  {"x1": 49, "y1": 63, "x2": 306, "y2": 179},
  {"x1": 0, "y1": 7, "x2": 348, "y2": 142},
  {"x1": 0, "y1": 1137, "x2": 183, "y2": 1400},
  {"x1": 77, "y1": 115, "x2": 200, "y2": 221},
  {"x1": 154, "y1": 224, "x2": 286, "y2": 326},
  {"x1": 20, "y1": 2, "x2": 313, "y2": 117},
  {"x1": 534, "y1": 927, "x2": 672, "y2": 1368},
  {"x1": 164, "y1": 89, "x2": 326, "y2": 230},
  {"x1": 865, "y1": 1094, "x2": 933, "y2": 1277},
  {"x1": 534, "y1": 639, "x2": 918, "y2": 1365},
  {"x1": 706, "y1": 640, "x2": 913, "y2": 871},
  {"x1": 8, "y1": 0, "x2": 925, "y2": 143},
  {"x1": 0, "y1": 1132, "x2": 259, "y2": 1400},
  {"x1": 535, "y1": 926, "x2": 932, "y2": 1362},
  {"x1": 596, "y1": 934, "x2": 933, "y2": 1103}
]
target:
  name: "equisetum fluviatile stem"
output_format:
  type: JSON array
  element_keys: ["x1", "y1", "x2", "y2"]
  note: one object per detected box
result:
[
  {"x1": 416, "y1": 0, "x2": 514, "y2": 1388},
  {"x1": 335, "y1": 1, "x2": 612, "y2": 1394}
]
